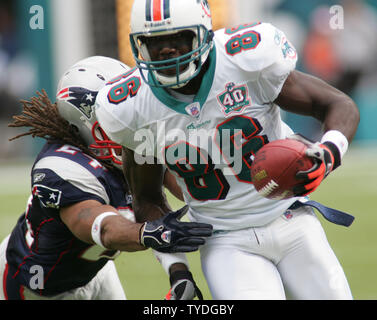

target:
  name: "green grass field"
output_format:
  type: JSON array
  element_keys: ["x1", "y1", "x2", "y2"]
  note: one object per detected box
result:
[{"x1": 0, "y1": 145, "x2": 376, "y2": 300}]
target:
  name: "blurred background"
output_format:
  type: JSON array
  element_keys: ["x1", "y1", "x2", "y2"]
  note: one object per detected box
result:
[{"x1": 0, "y1": 0, "x2": 377, "y2": 299}]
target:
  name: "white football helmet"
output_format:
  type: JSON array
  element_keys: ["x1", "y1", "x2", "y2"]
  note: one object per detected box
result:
[
  {"x1": 130, "y1": 0, "x2": 213, "y2": 88},
  {"x1": 56, "y1": 56, "x2": 130, "y2": 166}
]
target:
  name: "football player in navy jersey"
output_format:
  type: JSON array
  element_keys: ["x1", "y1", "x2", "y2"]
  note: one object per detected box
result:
[{"x1": 0, "y1": 56, "x2": 212, "y2": 300}]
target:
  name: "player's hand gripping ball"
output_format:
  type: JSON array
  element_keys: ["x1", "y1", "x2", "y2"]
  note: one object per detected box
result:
[{"x1": 251, "y1": 138, "x2": 314, "y2": 200}]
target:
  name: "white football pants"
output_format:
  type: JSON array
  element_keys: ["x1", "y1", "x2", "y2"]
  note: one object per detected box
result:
[
  {"x1": 0, "y1": 235, "x2": 126, "y2": 300},
  {"x1": 200, "y1": 206, "x2": 352, "y2": 300}
]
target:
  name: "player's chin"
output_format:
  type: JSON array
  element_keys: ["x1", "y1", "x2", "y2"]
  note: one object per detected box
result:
[
  {"x1": 160, "y1": 62, "x2": 190, "y2": 76},
  {"x1": 160, "y1": 68, "x2": 178, "y2": 77}
]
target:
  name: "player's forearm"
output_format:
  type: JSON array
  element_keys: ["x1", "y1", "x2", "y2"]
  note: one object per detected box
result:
[
  {"x1": 122, "y1": 147, "x2": 171, "y2": 222},
  {"x1": 320, "y1": 96, "x2": 360, "y2": 143},
  {"x1": 132, "y1": 195, "x2": 171, "y2": 223},
  {"x1": 60, "y1": 201, "x2": 145, "y2": 252},
  {"x1": 164, "y1": 170, "x2": 184, "y2": 201},
  {"x1": 100, "y1": 215, "x2": 146, "y2": 252}
]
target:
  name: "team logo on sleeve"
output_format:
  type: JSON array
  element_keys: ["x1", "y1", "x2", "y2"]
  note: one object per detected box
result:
[
  {"x1": 32, "y1": 184, "x2": 62, "y2": 209},
  {"x1": 57, "y1": 87, "x2": 98, "y2": 119},
  {"x1": 217, "y1": 82, "x2": 251, "y2": 116},
  {"x1": 281, "y1": 37, "x2": 297, "y2": 60},
  {"x1": 274, "y1": 30, "x2": 297, "y2": 60}
]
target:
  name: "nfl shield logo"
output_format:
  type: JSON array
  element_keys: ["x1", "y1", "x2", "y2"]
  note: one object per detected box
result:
[
  {"x1": 284, "y1": 210, "x2": 293, "y2": 220},
  {"x1": 161, "y1": 231, "x2": 171, "y2": 243},
  {"x1": 185, "y1": 102, "x2": 201, "y2": 119}
]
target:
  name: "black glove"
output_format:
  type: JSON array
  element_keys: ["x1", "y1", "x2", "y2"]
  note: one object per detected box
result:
[
  {"x1": 139, "y1": 206, "x2": 213, "y2": 253},
  {"x1": 165, "y1": 270, "x2": 203, "y2": 300}
]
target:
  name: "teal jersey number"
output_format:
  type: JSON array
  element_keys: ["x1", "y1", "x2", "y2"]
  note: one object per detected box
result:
[
  {"x1": 165, "y1": 142, "x2": 230, "y2": 201},
  {"x1": 225, "y1": 22, "x2": 262, "y2": 56},
  {"x1": 107, "y1": 76, "x2": 141, "y2": 104},
  {"x1": 225, "y1": 30, "x2": 261, "y2": 56},
  {"x1": 215, "y1": 116, "x2": 267, "y2": 184},
  {"x1": 225, "y1": 22, "x2": 261, "y2": 35},
  {"x1": 165, "y1": 116, "x2": 268, "y2": 201}
]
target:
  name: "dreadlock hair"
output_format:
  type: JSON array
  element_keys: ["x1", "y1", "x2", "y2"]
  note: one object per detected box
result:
[{"x1": 9, "y1": 89, "x2": 117, "y2": 172}]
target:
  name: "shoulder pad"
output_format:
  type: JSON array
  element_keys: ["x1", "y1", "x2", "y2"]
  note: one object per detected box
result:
[
  {"x1": 95, "y1": 68, "x2": 148, "y2": 150},
  {"x1": 33, "y1": 155, "x2": 110, "y2": 206},
  {"x1": 215, "y1": 22, "x2": 297, "y2": 73}
]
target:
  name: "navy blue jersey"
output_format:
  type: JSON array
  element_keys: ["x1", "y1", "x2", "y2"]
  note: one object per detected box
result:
[{"x1": 5, "y1": 142, "x2": 133, "y2": 297}]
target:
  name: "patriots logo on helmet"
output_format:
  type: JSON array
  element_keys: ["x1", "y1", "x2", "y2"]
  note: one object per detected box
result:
[{"x1": 57, "y1": 87, "x2": 98, "y2": 119}]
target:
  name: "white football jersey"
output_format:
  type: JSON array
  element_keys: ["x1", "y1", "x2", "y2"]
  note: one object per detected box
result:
[{"x1": 95, "y1": 22, "x2": 303, "y2": 230}]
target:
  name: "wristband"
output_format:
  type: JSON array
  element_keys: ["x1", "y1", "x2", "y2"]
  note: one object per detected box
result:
[
  {"x1": 153, "y1": 250, "x2": 189, "y2": 275},
  {"x1": 91, "y1": 212, "x2": 118, "y2": 248},
  {"x1": 322, "y1": 141, "x2": 340, "y2": 170},
  {"x1": 169, "y1": 270, "x2": 194, "y2": 286},
  {"x1": 321, "y1": 130, "x2": 349, "y2": 159}
]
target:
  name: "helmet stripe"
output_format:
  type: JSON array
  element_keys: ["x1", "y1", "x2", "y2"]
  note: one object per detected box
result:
[
  {"x1": 152, "y1": 0, "x2": 162, "y2": 21},
  {"x1": 145, "y1": 0, "x2": 170, "y2": 22},
  {"x1": 163, "y1": 0, "x2": 170, "y2": 19},
  {"x1": 146, "y1": 0, "x2": 152, "y2": 21}
]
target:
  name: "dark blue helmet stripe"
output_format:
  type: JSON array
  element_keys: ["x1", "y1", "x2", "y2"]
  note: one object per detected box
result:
[
  {"x1": 146, "y1": 0, "x2": 152, "y2": 21},
  {"x1": 163, "y1": 0, "x2": 170, "y2": 19}
]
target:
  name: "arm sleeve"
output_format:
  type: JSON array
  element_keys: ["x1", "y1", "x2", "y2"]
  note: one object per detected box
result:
[
  {"x1": 255, "y1": 24, "x2": 298, "y2": 103},
  {"x1": 153, "y1": 250, "x2": 189, "y2": 275},
  {"x1": 32, "y1": 157, "x2": 109, "y2": 212}
]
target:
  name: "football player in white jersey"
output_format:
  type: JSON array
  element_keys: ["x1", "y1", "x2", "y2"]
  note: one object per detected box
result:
[
  {"x1": 95, "y1": 0, "x2": 360, "y2": 299},
  {"x1": 0, "y1": 56, "x2": 212, "y2": 300}
]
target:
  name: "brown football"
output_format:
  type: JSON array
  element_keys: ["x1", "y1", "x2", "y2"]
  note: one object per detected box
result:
[{"x1": 251, "y1": 139, "x2": 314, "y2": 200}]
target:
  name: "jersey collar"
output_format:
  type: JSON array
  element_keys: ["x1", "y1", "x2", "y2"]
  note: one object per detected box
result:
[{"x1": 149, "y1": 46, "x2": 217, "y2": 115}]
